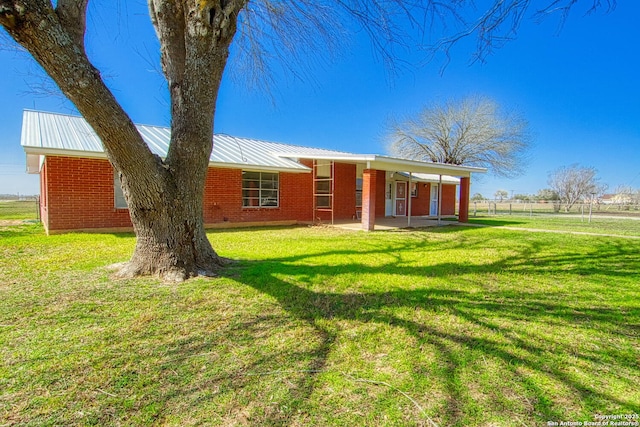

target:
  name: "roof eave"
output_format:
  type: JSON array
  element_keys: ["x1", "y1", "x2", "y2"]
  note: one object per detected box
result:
[
  {"x1": 23, "y1": 146, "x2": 108, "y2": 159},
  {"x1": 23, "y1": 147, "x2": 312, "y2": 174},
  {"x1": 276, "y1": 152, "x2": 486, "y2": 176},
  {"x1": 208, "y1": 161, "x2": 311, "y2": 173},
  {"x1": 369, "y1": 155, "x2": 486, "y2": 175}
]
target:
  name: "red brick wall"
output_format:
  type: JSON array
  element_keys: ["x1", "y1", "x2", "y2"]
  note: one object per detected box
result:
[
  {"x1": 43, "y1": 156, "x2": 317, "y2": 232},
  {"x1": 41, "y1": 155, "x2": 461, "y2": 233},
  {"x1": 410, "y1": 182, "x2": 430, "y2": 216},
  {"x1": 441, "y1": 184, "x2": 457, "y2": 215},
  {"x1": 43, "y1": 156, "x2": 132, "y2": 232},
  {"x1": 333, "y1": 163, "x2": 357, "y2": 219},
  {"x1": 203, "y1": 167, "x2": 314, "y2": 224},
  {"x1": 459, "y1": 177, "x2": 470, "y2": 222},
  {"x1": 375, "y1": 171, "x2": 386, "y2": 218}
]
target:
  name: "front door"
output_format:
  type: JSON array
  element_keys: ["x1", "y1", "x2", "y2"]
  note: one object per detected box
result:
[
  {"x1": 395, "y1": 181, "x2": 407, "y2": 216},
  {"x1": 385, "y1": 182, "x2": 393, "y2": 216},
  {"x1": 430, "y1": 184, "x2": 439, "y2": 216}
]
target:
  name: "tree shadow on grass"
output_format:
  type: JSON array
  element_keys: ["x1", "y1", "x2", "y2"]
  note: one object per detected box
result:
[
  {"x1": 214, "y1": 232, "x2": 640, "y2": 426},
  {"x1": 71, "y1": 228, "x2": 637, "y2": 425}
]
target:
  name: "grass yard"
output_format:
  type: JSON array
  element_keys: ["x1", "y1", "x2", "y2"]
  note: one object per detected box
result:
[
  {"x1": 0, "y1": 200, "x2": 39, "y2": 221},
  {"x1": 0, "y1": 223, "x2": 638, "y2": 426},
  {"x1": 469, "y1": 214, "x2": 640, "y2": 237}
]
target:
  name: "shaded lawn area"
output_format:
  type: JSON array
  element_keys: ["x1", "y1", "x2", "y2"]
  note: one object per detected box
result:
[{"x1": 0, "y1": 224, "x2": 638, "y2": 426}]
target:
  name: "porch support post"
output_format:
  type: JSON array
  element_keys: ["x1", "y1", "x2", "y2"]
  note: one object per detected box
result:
[
  {"x1": 362, "y1": 169, "x2": 377, "y2": 231},
  {"x1": 437, "y1": 174, "x2": 443, "y2": 226},
  {"x1": 407, "y1": 172, "x2": 413, "y2": 227},
  {"x1": 459, "y1": 176, "x2": 470, "y2": 223}
]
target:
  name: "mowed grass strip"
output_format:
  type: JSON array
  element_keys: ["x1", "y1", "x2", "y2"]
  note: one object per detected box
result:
[
  {"x1": 468, "y1": 214, "x2": 640, "y2": 237},
  {"x1": 0, "y1": 200, "x2": 39, "y2": 221},
  {"x1": 0, "y1": 223, "x2": 638, "y2": 426}
]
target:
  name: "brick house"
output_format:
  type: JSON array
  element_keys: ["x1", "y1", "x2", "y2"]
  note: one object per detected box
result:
[{"x1": 21, "y1": 110, "x2": 484, "y2": 234}]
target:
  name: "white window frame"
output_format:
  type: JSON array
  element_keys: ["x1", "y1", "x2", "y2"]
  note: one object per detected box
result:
[
  {"x1": 114, "y1": 171, "x2": 128, "y2": 209},
  {"x1": 242, "y1": 171, "x2": 280, "y2": 208}
]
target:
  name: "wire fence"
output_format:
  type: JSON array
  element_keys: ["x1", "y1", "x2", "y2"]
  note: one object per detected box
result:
[
  {"x1": 1, "y1": 197, "x2": 638, "y2": 224},
  {"x1": 0, "y1": 197, "x2": 40, "y2": 222},
  {"x1": 470, "y1": 201, "x2": 640, "y2": 219}
]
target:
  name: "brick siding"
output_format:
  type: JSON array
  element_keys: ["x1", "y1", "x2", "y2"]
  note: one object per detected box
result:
[
  {"x1": 40, "y1": 156, "x2": 460, "y2": 233},
  {"x1": 42, "y1": 156, "x2": 131, "y2": 233},
  {"x1": 42, "y1": 156, "x2": 316, "y2": 233},
  {"x1": 441, "y1": 184, "x2": 456, "y2": 215}
]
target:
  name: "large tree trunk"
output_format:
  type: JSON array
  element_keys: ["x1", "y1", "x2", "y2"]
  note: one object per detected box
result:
[
  {"x1": 121, "y1": 181, "x2": 226, "y2": 281},
  {"x1": 1, "y1": 0, "x2": 245, "y2": 281}
]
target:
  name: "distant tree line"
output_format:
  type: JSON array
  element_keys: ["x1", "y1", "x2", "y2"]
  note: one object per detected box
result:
[{"x1": 473, "y1": 164, "x2": 639, "y2": 213}]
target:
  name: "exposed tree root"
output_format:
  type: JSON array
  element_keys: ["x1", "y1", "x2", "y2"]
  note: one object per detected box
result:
[{"x1": 107, "y1": 256, "x2": 232, "y2": 283}]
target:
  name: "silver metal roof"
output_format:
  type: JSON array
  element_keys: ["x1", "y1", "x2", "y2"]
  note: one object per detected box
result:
[
  {"x1": 21, "y1": 110, "x2": 486, "y2": 177},
  {"x1": 21, "y1": 110, "x2": 361, "y2": 173}
]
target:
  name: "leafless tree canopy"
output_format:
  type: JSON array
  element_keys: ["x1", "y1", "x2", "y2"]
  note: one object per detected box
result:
[
  {"x1": 233, "y1": 0, "x2": 616, "y2": 85},
  {"x1": 388, "y1": 96, "x2": 531, "y2": 177},
  {"x1": 547, "y1": 164, "x2": 605, "y2": 212},
  {"x1": 424, "y1": 0, "x2": 616, "y2": 69}
]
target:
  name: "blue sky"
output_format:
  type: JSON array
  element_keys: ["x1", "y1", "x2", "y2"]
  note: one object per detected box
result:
[{"x1": 1, "y1": 1, "x2": 639, "y2": 197}]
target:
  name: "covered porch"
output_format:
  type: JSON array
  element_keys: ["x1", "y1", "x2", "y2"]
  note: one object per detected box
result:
[
  {"x1": 278, "y1": 150, "x2": 486, "y2": 231},
  {"x1": 336, "y1": 155, "x2": 484, "y2": 231},
  {"x1": 330, "y1": 215, "x2": 459, "y2": 231}
]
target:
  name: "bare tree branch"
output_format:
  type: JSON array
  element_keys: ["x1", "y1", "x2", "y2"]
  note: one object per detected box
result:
[
  {"x1": 547, "y1": 164, "x2": 605, "y2": 211},
  {"x1": 425, "y1": 0, "x2": 616, "y2": 71},
  {"x1": 387, "y1": 95, "x2": 531, "y2": 177}
]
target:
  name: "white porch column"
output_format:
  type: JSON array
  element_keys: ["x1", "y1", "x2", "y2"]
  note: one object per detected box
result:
[
  {"x1": 437, "y1": 174, "x2": 443, "y2": 225},
  {"x1": 407, "y1": 172, "x2": 413, "y2": 227}
]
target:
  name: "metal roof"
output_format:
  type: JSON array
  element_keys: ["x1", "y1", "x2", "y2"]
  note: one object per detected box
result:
[
  {"x1": 21, "y1": 110, "x2": 361, "y2": 173},
  {"x1": 397, "y1": 172, "x2": 460, "y2": 184},
  {"x1": 21, "y1": 110, "x2": 486, "y2": 177}
]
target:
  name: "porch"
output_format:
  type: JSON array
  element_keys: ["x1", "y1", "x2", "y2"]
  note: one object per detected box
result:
[{"x1": 329, "y1": 215, "x2": 459, "y2": 231}]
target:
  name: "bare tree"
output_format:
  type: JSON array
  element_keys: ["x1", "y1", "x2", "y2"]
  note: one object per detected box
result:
[
  {"x1": 494, "y1": 190, "x2": 509, "y2": 201},
  {"x1": 388, "y1": 96, "x2": 531, "y2": 177},
  {"x1": 612, "y1": 185, "x2": 635, "y2": 209},
  {"x1": 547, "y1": 164, "x2": 604, "y2": 212},
  {"x1": 536, "y1": 188, "x2": 561, "y2": 212},
  {"x1": 0, "y1": 1, "x2": 614, "y2": 281}
]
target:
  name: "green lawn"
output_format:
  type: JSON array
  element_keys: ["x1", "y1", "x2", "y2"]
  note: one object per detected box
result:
[
  {"x1": 469, "y1": 214, "x2": 640, "y2": 237},
  {"x1": 0, "y1": 200, "x2": 39, "y2": 220},
  {"x1": 1, "y1": 223, "x2": 638, "y2": 426}
]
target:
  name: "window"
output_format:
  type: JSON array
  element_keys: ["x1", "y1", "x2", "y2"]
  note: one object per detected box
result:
[
  {"x1": 242, "y1": 171, "x2": 279, "y2": 207},
  {"x1": 315, "y1": 162, "x2": 332, "y2": 208},
  {"x1": 315, "y1": 180, "x2": 331, "y2": 208},
  {"x1": 114, "y1": 171, "x2": 128, "y2": 209},
  {"x1": 355, "y1": 178, "x2": 363, "y2": 207}
]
